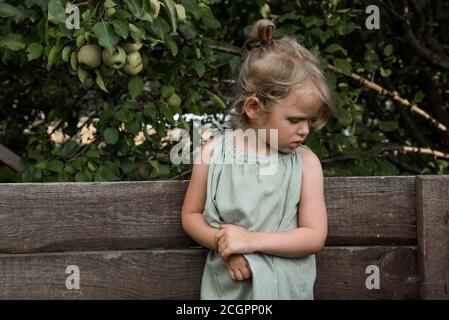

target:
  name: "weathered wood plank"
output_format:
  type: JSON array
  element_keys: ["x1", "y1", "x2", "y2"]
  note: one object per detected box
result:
[
  {"x1": 0, "y1": 177, "x2": 416, "y2": 253},
  {"x1": 324, "y1": 176, "x2": 416, "y2": 245},
  {"x1": 416, "y1": 175, "x2": 449, "y2": 299},
  {"x1": 0, "y1": 246, "x2": 419, "y2": 299},
  {"x1": 0, "y1": 144, "x2": 23, "y2": 172}
]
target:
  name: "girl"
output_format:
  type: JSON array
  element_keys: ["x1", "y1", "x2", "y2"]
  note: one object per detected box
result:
[{"x1": 181, "y1": 19, "x2": 338, "y2": 299}]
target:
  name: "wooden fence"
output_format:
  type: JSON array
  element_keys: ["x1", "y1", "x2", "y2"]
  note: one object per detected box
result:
[{"x1": 0, "y1": 175, "x2": 448, "y2": 299}]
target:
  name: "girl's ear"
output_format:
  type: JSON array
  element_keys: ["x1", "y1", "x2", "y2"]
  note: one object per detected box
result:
[{"x1": 243, "y1": 96, "x2": 263, "y2": 121}]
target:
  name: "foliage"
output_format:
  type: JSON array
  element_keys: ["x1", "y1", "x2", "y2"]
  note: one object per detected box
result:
[{"x1": 0, "y1": 0, "x2": 448, "y2": 182}]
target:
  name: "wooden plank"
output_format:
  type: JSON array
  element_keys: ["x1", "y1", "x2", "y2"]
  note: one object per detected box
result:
[
  {"x1": 324, "y1": 176, "x2": 416, "y2": 245},
  {"x1": 0, "y1": 246, "x2": 419, "y2": 299},
  {"x1": 315, "y1": 246, "x2": 420, "y2": 299},
  {"x1": 0, "y1": 177, "x2": 416, "y2": 253},
  {"x1": 0, "y1": 144, "x2": 23, "y2": 172},
  {"x1": 416, "y1": 175, "x2": 449, "y2": 299}
]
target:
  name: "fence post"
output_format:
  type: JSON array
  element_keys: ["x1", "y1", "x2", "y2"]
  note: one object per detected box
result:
[{"x1": 416, "y1": 175, "x2": 449, "y2": 299}]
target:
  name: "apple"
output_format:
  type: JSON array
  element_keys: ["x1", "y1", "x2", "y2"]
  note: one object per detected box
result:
[
  {"x1": 122, "y1": 62, "x2": 143, "y2": 75},
  {"x1": 102, "y1": 46, "x2": 126, "y2": 70},
  {"x1": 122, "y1": 42, "x2": 143, "y2": 53},
  {"x1": 77, "y1": 44, "x2": 102, "y2": 69},
  {"x1": 167, "y1": 93, "x2": 182, "y2": 109}
]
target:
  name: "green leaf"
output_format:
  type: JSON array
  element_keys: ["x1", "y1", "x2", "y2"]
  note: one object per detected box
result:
[
  {"x1": 48, "y1": 0, "x2": 66, "y2": 23},
  {"x1": 301, "y1": 16, "x2": 324, "y2": 27},
  {"x1": 175, "y1": 4, "x2": 186, "y2": 23},
  {"x1": 384, "y1": 44, "x2": 394, "y2": 57},
  {"x1": 92, "y1": 21, "x2": 120, "y2": 55},
  {"x1": 111, "y1": 20, "x2": 129, "y2": 39},
  {"x1": 77, "y1": 66, "x2": 89, "y2": 84},
  {"x1": 325, "y1": 43, "x2": 347, "y2": 55},
  {"x1": 143, "y1": 102, "x2": 157, "y2": 120},
  {"x1": 413, "y1": 91, "x2": 425, "y2": 104},
  {"x1": 61, "y1": 45, "x2": 71, "y2": 62},
  {"x1": 129, "y1": 23, "x2": 145, "y2": 42},
  {"x1": 127, "y1": 120, "x2": 140, "y2": 135},
  {"x1": 164, "y1": 34, "x2": 178, "y2": 56},
  {"x1": 378, "y1": 120, "x2": 398, "y2": 132},
  {"x1": 161, "y1": 103, "x2": 175, "y2": 125},
  {"x1": 160, "y1": 84, "x2": 175, "y2": 97},
  {"x1": 200, "y1": 5, "x2": 220, "y2": 29},
  {"x1": 86, "y1": 146, "x2": 100, "y2": 159},
  {"x1": 0, "y1": 3, "x2": 20, "y2": 18},
  {"x1": 0, "y1": 33, "x2": 26, "y2": 51},
  {"x1": 104, "y1": 127, "x2": 119, "y2": 144},
  {"x1": 162, "y1": 0, "x2": 178, "y2": 32},
  {"x1": 26, "y1": 42, "x2": 44, "y2": 61},
  {"x1": 105, "y1": 0, "x2": 117, "y2": 8},
  {"x1": 94, "y1": 69, "x2": 109, "y2": 92},
  {"x1": 336, "y1": 22, "x2": 357, "y2": 35},
  {"x1": 229, "y1": 55, "x2": 241, "y2": 74},
  {"x1": 47, "y1": 39, "x2": 64, "y2": 70},
  {"x1": 192, "y1": 60, "x2": 205, "y2": 77},
  {"x1": 87, "y1": 161, "x2": 97, "y2": 171},
  {"x1": 125, "y1": 0, "x2": 153, "y2": 22},
  {"x1": 121, "y1": 160, "x2": 136, "y2": 174},
  {"x1": 47, "y1": 159, "x2": 64, "y2": 173},
  {"x1": 128, "y1": 76, "x2": 143, "y2": 97},
  {"x1": 149, "y1": 17, "x2": 170, "y2": 40},
  {"x1": 380, "y1": 68, "x2": 391, "y2": 77},
  {"x1": 179, "y1": 21, "x2": 197, "y2": 40},
  {"x1": 334, "y1": 58, "x2": 352, "y2": 75},
  {"x1": 75, "y1": 171, "x2": 86, "y2": 182},
  {"x1": 61, "y1": 140, "x2": 78, "y2": 159},
  {"x1": 278, "y1": 12, "x2": 297, "y2": 23}
]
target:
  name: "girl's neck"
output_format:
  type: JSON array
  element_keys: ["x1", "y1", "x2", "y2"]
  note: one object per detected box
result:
[{"x1": 231, "y1": 125, "x2": 275, "y2": 156}]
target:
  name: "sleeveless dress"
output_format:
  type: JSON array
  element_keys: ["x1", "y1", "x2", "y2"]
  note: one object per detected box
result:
[{"x1": 200, "y1": 132, "x2": 317, "y2": 300}]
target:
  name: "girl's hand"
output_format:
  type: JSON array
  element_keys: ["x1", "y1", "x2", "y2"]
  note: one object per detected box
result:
[
  {"x1": 215, "y1": 224, "x2": 255, "y2": 261},
  {"x1": 225, "y1": 254, "x2": 252, "y2": 281}
]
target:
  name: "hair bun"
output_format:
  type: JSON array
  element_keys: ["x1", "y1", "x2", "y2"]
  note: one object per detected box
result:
[
  {"x1": 250, "y1": 19, "x2": 275, "y2": 46},
  {"x1": 241, "y1": 19, "x2": 275, "y2": 55}
]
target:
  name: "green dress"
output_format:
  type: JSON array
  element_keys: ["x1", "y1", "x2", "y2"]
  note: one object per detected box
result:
[{"x1": 200, "y1": 132, "x2": 316, "y2": 300}]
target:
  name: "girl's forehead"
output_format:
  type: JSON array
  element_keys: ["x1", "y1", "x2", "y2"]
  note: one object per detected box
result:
[{"x1": 278, "y1": 87, "x2": 322, "y2": 115}]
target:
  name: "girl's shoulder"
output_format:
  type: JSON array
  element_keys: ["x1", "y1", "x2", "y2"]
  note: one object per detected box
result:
[
  {"x1": 298, "y1": 145, "x2": 323, "y2": 173},
  {"x1": 194, "y1": 135, "x2": 222, "y2": 166}
]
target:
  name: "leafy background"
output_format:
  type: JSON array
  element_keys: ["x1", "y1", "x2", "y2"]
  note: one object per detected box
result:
[{"x1": 0, "y1": 0, "x2": 448, "y2": 182}]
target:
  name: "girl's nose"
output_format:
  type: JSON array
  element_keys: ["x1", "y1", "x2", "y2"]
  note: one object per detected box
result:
[{"x1": 297, "y1": 124, "x2": 309, "y2": 137}]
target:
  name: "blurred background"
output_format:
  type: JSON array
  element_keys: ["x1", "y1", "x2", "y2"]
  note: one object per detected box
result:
[{"x1": 0, "y1": 0, "x2": 448, "y2": 182}]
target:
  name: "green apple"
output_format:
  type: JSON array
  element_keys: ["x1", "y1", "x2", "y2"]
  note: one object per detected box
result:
[
  {"x1": 122, "y1": 62, "x2": 143, "y2": 75},
  {"x1": 102, "y1": 46, "x2": 126, "y2": 70},
  {"x1": 122, "y1": 42, "x2": 143, "y2": 53},
  {"x1": 167, "y1": 93, "x2": 182, "y2": 109},
  {"x1": 77, "y1": 44, "x2": 102, "y2": 69},
  {"x1": 126, "y1": 51, "x2": 142, "y2": 67}
]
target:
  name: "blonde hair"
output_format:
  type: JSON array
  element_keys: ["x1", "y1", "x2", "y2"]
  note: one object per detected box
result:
[{"x1": 227, "y1": 19, "x2": 338, "y2": 130}]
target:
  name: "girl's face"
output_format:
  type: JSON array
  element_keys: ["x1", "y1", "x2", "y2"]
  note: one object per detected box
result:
[{"x1": 259, "y1": 86, "x2": 322, "y2": 154}]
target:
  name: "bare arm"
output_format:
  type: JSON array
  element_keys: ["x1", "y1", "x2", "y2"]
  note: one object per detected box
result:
[
  {"x1": 250, "y1": 147, "x2": 328, "y2": 257},
  {"x1": 181, "y1": 138, "x2": 219, "y2": 250},
  {"x1": 216, "y1": 146, "x2": 328, "y2": 260}
]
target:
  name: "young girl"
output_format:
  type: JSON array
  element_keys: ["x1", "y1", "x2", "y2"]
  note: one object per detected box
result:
[{"x1": 181, "y1": 19, "x2": 338, "y2": 300}]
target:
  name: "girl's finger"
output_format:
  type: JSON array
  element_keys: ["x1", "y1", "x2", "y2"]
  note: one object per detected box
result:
[
  {"x1": 234, "y1": 269, "x2": 244, "y2": 281},
  {"x1": 240, "y1": 267, "x2": 251, "y2": 279},
  {"x1": 229, "y1": 270, "x2": 235, "y2": 281}
]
